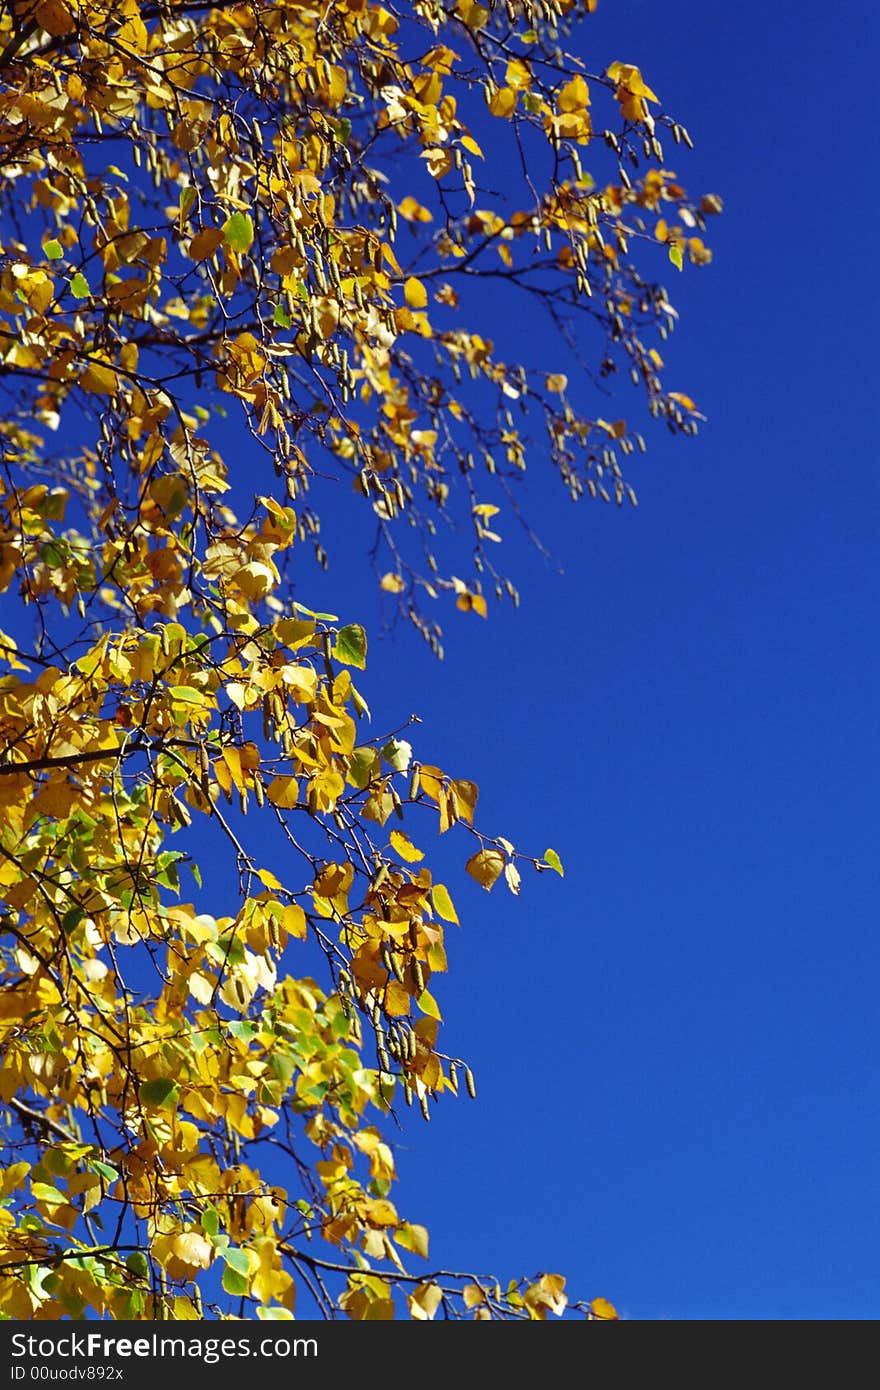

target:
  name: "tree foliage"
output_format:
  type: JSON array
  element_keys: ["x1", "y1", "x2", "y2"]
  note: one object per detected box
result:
[{"x1": 0, "y1": 0, "x2": 716, "y2": 1320}]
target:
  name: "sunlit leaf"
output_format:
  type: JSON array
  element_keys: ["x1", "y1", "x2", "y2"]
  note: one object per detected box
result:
[
  {"x1": 334, "y1": 623, "x2": 367, "y2": 669},
  {"x1": 465, "y1": 848, "x2": 505, "y2": 890},
  {"x1": 390, "y1": 829, "x2": 424, "y2": 863},
  {"x1": 223, "y1": 212, "x2": 255, "y2": 253},
  {"x1": 404, "y1": 276, "x2": 428, "y2": 309},
  {"x1": 140, "y1": 1079, "x2": 179, "y2": 1109}
]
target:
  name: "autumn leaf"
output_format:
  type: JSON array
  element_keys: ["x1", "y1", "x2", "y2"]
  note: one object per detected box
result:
[
  {"x1": 590, "y1": 1297, "x2": 619, "y2": 1320},
  {"x1": 465, "y1": 848, "x2": 506, "y2": 890},
  {"x1": 432, "y1": 883, "x2": 459, "y2": 924},
  {"x1": 390, "y1": 829, "x2": 424, "y2": 863},
  {"x1": 404, "y1": 277, "x2": 428, "y2": 309}
]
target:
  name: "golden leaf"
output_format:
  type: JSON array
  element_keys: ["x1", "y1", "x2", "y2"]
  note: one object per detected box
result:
[
  {"x1": 465, "y1": 848, "x2": 505, "y2": 890},
  {"x1": 558, "y1": 75, "x2": 590, "y2": 112},
  {"x1": 266, "y1": 776, "x2": 299, "y2": 809},
  {"x1": 430, "y1": 883, "x2": 458, "y2": 924},
  {"x1": 80, "y1": 363, "x2": 119, "y2": 397},
  {"x1": 590, "y1": 1297, "x2": 619, "y2": 1320},
  {"x1": 404, "y1": 276, "x2": 428, "y2": 309},
  {"x1": 397, "y1": 196, "x2": 433, "y2": 224},
  {"x1": 390, "y1": 829, "x2": 424, "y2": 863}
]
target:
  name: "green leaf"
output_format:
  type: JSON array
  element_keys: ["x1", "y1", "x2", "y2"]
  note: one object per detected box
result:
[
  {"x1": 543, "y1": 848, "x2": 564, "y2": 877},
  {"x1": 224, "y1": 1247, "x2": 251, "y2": 1275},
  {"x1": 125, "y1": 1251, "x2": 149, "y2": 1280},
  {"x1": 348, "y1": 746, "x2": 379, "y2": 789},
  {"x1": 61, "y1": 905, "x2": 84, "y2": 934},
  {"x1": 292, "y1": 601, "x2": 337, "y2": 621},
  {"x1": 351, "y1": 685, "x2": 371, "y2": 720},
  {"x1": 269, "y1": 1053, "x2": 295, "y2": 1084},
  {"x1": 668, "y1": 242, "x2": 683, "y2": 271},
  {"x1": 256, "y1": 1306, "x2": 294, "y2": 1320},
  {"x1": 167, "y1": 685, "x2": 204, "y2": 704},
  {"x1": 395, "y1": 1222, "x2": 429, "y2": 1258},
  {"x1": 178, "y1": 185, "x2": 196, "y2": 227},
  {"x1": 43, "y1": 239, "x2": 63, "y2": 260},
  {"x1": 200, "y1": 1206, "x2": 220, "y2": 1239},
  {"x1": 334, "y1": 623, "x2": 367, "y2": 670},
  {"x1": 273, "y1": 303, "x2": 292, "y2": 328},
  {"x1": 223, "y1": 211, "x2": 254, "y2": 253},
  {"x1": 139, "y1": 1078, "x2": 179, "y2": 1109},
  {"x1": 381, "y1": 738, "x2": 411, "y2": 772},
  {"x1": 88, "y1": 1161, "x2": 119, "y2": 1183},
  {"x1": 69, "y1": 272, "x2": 90, "y2": 298},
  {"x1": 227, "y1": 1020, "x2": 256, "y2": 1041},
  {"x1": 222, "y1": 1265, "x2": 249, "y2": 1297},
  {"x1": 39, "y1": 539, "x2": 70, "y2": 567}
]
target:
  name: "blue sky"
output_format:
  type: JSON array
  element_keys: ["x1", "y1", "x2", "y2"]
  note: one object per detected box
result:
[{"x1": 305, "y1": 0, "x2": 879, "y2": 1319}]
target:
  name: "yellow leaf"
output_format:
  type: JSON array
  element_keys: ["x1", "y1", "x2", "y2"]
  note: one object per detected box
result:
[
  {"x1": 266, "y1": 775, "x2": 299, "y2": 809},
  {"x1": 395, "y1": 1222, "x2": 429, "y2": 1258},
  {"x1": 465, "y1": 848, "x2": 505, "y2": 890},
  {"x1": 167, "y1": 1231, "x2": 213, "y2": 1275},
  {"x1": 188, "y1": 227, "x2": 224, "y2": 262},
  {"x1": 450, "y1": 779, "x2": 478, "y2": 826},
  {"x1": 545, "y1": 373, "x2": 568, "y2": 394},
  {"x1": 557, "y1": 75, "x2": 590, "y2": 112},
  {"x1": 590, "y1": 1297, "x2": 619, "y2": 1320},
  {"x1": 488, "y1": 87, "x2": 517, "y2": 118},
  {"x1": 390, "y1": 829, "x2": 424, "y2": 863},
  {"x1": 255, "y1": 867, "x2": 282, "y2": 890},
  {"x1": 409, "y1": 1282, "x2": 443, "y2": 1320},
  {"x1": 460, "y1": 134, "x2": 484, "y2": 159},
  {"x1": 417, "y1": 988, "x2": 442, "y2": 1021},
  {"x1": 431, "y1": 883, "x2": 458, "y2": 924},
  {"x1": 384, "y1": 979, "x2": 412, "y2": 1016},
  {"x1": 456, "y1": 590, "x2": 487, "y2": 618},
  {"x1": 397, "y1": 196, "x2": 433, "y2": 224},
  {"x1": 281, "y1": 903, "x2": 307, "y2": 940},
  {"x1": 188, "y1": 972, "x2": 214, "y2": 1005},
  {"x1": 525, "y1": 1273, "x2": 568, "y2": 1317},
  {"x1": 222, "y1": 746, "x2": 244, "y2": 789},
  {"x1": 418, "y1": 765, "x2": 445, "y2": 802},
  {"x1": 505, "y1": 58, "x2": 531, "y2": 90},
  {"x1": 606, "y1": 61, "x2": 659, "y2": 103},
  {"x1": 80, "y1": 362, "x2": 119, "y2": 396},
  {"x1": 380, "y1": 572, "x2": 406, "y2": 593},
  {"x1": 404, "y1": 277, "x2": 428, "y2": 309},
  {"x1": 36, "y1": 0, "x2": 76, "y2": 37}
]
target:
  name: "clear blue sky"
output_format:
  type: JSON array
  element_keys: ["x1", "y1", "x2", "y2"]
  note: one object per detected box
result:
[{"x1": 304, "y1": 0, "x2": 879, "y2": 1319}]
